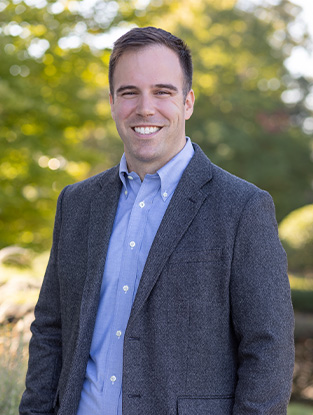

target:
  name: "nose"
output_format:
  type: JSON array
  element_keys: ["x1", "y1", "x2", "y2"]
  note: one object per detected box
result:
[{"x1": 136, "y1": 93, "x2": 155, "y2": 117}]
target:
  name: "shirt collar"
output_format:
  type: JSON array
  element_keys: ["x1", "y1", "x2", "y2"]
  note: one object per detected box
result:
[
  {"x1": 119, "y1": 137, "x2": 194, "y2": 201},
  {"x1": 119, "y1": 153, "x2": 132, "y2": 192},
  {"x1": 157, "y1": 136, "x2": 194, "y2": 201}
]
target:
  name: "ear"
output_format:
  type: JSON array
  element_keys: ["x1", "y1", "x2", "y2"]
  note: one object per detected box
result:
[
  {"x1": 184, "y1": 89, "x2": 195, "y2": 121},
  {"x1": 109, "y1": 93, "x2": 115, "y2": 121}
]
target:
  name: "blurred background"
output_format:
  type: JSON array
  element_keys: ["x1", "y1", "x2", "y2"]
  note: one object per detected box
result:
[{"x1": 0, "y1": 0, "x2": 312, "y2": 413}]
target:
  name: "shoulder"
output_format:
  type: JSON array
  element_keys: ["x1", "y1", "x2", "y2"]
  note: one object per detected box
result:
[
  {"x1": 53, "y1": 165, "x2": 120, "y2": 218},
  {"x1": 212, "y1": 163, "x2": 276, "y2": 223},
  {"x1": 60, "y1": 165, "x2": 120, "y2": 201},
  {"x1": 212, "y1": 162, "x2": 266, "y2": 200},
  {"x1": 191, "y1": 142, "x2": 271, "y2": 206}
]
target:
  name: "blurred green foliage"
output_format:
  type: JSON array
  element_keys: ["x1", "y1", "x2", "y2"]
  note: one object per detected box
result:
[
  {"x1": 291, "y1": 289, "x2": 313, "y2": 313},
  {"x1": 279, "y1": 204, "x2": 313, "y2": 273},
  {"x1": 289, "y1": 273, "x2": 313, "y2": 313},
  {"x1": 0, "y1": 0, "x2": 312, "y2": 251},
  {"x1": 288, "y1": 403, "x2": 313, "y2": 415}
]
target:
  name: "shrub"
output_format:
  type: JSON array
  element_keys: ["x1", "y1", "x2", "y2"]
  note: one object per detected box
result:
[
  {"x1": 279, "y1": 204, "x2": 313, "y2": 273},
  {"x1": 289, "y1": 274, "x2": 313, "y2": 313}
]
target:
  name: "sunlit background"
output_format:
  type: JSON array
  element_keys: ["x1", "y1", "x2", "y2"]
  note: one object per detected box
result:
[{"x1": 0, "y1": 0, "x2": 313, "y2": 414}]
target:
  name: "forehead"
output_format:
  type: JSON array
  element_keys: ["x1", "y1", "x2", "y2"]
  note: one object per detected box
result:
[{"x1": 113, "y1": 45, "x2": 184, "y2": 89}]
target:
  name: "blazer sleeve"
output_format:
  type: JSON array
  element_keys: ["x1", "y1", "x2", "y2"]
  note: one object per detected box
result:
[
  {"x1": 230, "y1": 190, "x2": 294, "y2": 414},
  {"x1": 19, "y1": 186, "x2": 67, "y2": 415}
]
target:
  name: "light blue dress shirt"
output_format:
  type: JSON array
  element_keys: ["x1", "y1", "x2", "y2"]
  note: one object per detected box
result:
[{"x1": 77, "y1": 138, "x2": 194, "y2": 415}]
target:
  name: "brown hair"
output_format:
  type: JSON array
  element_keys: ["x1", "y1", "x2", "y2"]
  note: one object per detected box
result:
[{"x1": 109, "y1": 26, "x2": 193, "y2": 99}]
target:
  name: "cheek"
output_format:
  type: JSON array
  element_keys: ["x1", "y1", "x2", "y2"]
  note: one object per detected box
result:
[
  {"x1": 114, "y1": 101, "x2": 136, "y2": 122},
  {"x1": 157, "y1": 101, "x2": 184, "y2": 121},
  {"x1": 157, "y1": 105, "x2": 179, "y2": 123}
]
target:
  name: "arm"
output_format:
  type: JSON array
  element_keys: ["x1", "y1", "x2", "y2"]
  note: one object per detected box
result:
[
  {"x1": 19, "y1": 187, "x2": 67, "y2": 415},
  {"x1": 231, "y1": 190, "x2": 294, "y2": 414}
]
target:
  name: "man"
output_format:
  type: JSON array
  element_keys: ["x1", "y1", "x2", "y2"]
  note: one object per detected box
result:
[{"x1": 20, "y1": 27, "x2": 294, "y2": 415}]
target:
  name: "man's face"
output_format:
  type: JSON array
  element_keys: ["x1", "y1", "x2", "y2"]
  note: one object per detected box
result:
[{"x1": 110, "y1": 45, "x2": 195, "y2": 178}]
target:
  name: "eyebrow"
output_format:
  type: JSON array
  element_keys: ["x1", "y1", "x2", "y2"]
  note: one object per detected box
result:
[
  {"x1": 115, "y1": 83, "x2": 179, "y2": 95},
  {"x1": 154, "y1": 83, "x2": 178, "y2": 92}
]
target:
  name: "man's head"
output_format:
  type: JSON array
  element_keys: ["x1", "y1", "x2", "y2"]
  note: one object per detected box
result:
[
  {"x1": 109, "y1": 27, "x2": 195, "y2": 180},
  {"x1": 109, "y1": 26, "x2": 193, "y2": 101}
]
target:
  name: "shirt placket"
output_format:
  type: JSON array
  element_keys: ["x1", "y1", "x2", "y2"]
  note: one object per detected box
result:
[{"x1": 102, "y1": 177, "x2": 158, "y2": 412}]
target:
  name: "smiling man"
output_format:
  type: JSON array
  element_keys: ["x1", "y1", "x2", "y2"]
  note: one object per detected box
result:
[{"x1": 20, "y1": 27, "x2": 294, "y2": 415}]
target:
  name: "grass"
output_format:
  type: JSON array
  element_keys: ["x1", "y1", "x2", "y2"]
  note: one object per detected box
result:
[{"x1": 288, "y1": 403, "x2": 313, "y2": 415}]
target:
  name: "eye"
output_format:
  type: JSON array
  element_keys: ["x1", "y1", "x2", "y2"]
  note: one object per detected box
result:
[
  {"x1": 156, "y1": 90, "x2": 171, "y2": 96},
  {"x1": 118, "y1": 90, "x2": 139, "y2": 98}
]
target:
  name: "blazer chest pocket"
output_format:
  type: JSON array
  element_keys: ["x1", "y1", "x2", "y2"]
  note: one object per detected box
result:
[
  {"x1": 168, "y1": 248, "x2": 228, "y2": 310},
  {"x1": 177, "y1": 396, "x2": 234, "y2": 415}
]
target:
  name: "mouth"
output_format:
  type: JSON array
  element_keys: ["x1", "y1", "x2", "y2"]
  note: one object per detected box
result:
[{"x1": 132, "y1": 126, "x2": 162, "y2": 135}]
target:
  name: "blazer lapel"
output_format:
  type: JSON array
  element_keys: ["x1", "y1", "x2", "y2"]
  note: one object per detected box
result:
[
  {"x1": 79, "y1": 167, "x2": 121, "y2": 336},
  {"x1": 128, "y1": 145, "x2": 213, "y2": 327}
]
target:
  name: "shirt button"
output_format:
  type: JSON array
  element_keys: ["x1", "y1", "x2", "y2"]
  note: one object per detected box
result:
[
  {"x1": 124, "y1": 190, "x2": 128, "y2": 195},
  {"x1": 127, "y1": 175, "x2": 133, "y2": 180},
  {"x1": 116, "y1": 330, "x2": 122, "y2": 338},
  {"x1": 139, "y1": 201, "x2": 145, "y2": 208},
  {"x1": 129, "y1": 241, "x2": 136, "y2": 249},
  {"x1": 163, "y1": 191, "x2": 168, "y2": 198},
  {"x1": 110, "y1": 375, "x2": 117, "y2": 383},
  {"x1": 123, "y1": 285, "x2": 129, "y2": 293}
]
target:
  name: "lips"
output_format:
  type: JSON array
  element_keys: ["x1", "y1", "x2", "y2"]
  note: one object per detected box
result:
[{"x1": 133, "y1": 126, "x2": 161, "y2": 135}]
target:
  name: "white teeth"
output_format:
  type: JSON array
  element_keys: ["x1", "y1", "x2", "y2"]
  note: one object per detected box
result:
[{"x1": 134, "y1": 126, "x2": 160, "y2": 135}]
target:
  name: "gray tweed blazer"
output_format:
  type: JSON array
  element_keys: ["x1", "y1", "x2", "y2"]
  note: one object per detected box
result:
[{"x1": 20, "y1": 143, "x2": 294, "y2": 415}]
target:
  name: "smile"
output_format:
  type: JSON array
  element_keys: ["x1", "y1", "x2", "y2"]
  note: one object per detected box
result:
[{"x1": 133, "y1": 126, "x2": 161, "y2": 135}]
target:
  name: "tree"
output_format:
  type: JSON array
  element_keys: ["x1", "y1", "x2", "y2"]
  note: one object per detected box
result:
[
  {"x1": 0, "y1": 0, "x2": 312, "y2": 251},
  {"x1": 0, "y1": 0, "x2": 170, "y2": 250}
]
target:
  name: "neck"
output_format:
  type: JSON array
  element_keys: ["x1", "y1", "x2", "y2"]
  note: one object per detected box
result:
[{"x1": 126, "y1": 160, "x2": 160, "y2": 181}]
